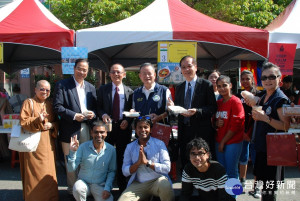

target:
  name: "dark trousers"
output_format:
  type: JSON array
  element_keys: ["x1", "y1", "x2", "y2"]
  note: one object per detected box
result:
[
  {"x1": 179, "y1": 124, "x2": 215, "y2": 169},
  {"x1": 254, "y1": 152, "x2": 284, "y2": 201},
  {"x1": 105, "y1": 121, "x2": 132, "y2": 192},
  {"x1": 179, "y1": 125, "x2": 195, "y2": 169}
]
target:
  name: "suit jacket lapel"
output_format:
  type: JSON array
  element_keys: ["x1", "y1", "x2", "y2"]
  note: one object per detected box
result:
[
  {"x1": 124, "y1": 85, "x2": 130, "y2": 104},
  {"x1": 71, "y1": 78, "x2": 81, "y2": 111},
  {"x1": 107, "y1": 83, "x2": 113, "y2": 114},
  {"x1": 180, "y1": 82, "x2": 186, "y2": 107},
  {"x1": 191, "y1": 78, "x2": 200, "y2": 106}
]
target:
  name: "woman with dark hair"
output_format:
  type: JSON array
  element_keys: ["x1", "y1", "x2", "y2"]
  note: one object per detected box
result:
[
  {"x1": 215, "y1": 75, "x2": 244, "y2": 184},
  {"x1": 251, "y1": 62, "x2": 290, "y2": 201},
  {"x1": 208, "y1": 70, "x2": 221, "y2": 100},
  {"x1": 180, "y1": 138, "x2": 234, "y2": 201},
  {"x1": 237, "y1": 70, "x2": 259, "y2": 195}
]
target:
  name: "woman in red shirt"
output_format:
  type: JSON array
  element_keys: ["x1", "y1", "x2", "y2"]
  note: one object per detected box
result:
[{"x1": 215, "y1": 75, "x2": 245, "y2": 181}]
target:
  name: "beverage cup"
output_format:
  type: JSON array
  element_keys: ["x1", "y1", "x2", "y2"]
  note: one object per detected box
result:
[
  {"x1": 106, "y1": 120, "x2": 112, "y2": 132},
  {"x1": 252, "y1": 106, "x2": 263, "y2": 112}
]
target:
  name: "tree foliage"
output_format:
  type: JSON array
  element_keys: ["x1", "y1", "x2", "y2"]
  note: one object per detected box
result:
[
  {"x1": 47, "y1": 0, "x2": 153, "y2": 30},
  {"x1": 183, "y1": 0, "x2": 293, "y2": 28},
  {"x1": 48, "y1": 0, "x2": 293, "y2": 30}
]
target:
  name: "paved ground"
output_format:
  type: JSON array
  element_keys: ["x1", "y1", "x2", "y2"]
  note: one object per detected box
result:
[{"x1": 0, "y1": 156, "x2": 300, "y2": 201}]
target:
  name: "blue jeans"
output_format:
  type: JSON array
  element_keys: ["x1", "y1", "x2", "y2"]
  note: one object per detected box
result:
[
  {"x1": 239, "y1": 141, "x2": 250, "y2": 165},
  {"x1": 216, "y1": 142, "x2": 243, "y2": 179}
]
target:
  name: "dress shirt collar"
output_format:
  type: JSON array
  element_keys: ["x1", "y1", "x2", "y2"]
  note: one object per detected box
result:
[
  {"x1": 73, "y1": 76, "x2": 85, "y2": 88},
  {"x1": 185, "y1": 75, "x2": 197, "y2": 88},
  {"x1": 112, "y1": 82, "x2": 124, "y2": 93},
  {"x1": 142, "y1": 82, "x2": 156, "y2": 93},
  {"x1": 88, "y1": 140, "x2": 107, "y2": 153}
]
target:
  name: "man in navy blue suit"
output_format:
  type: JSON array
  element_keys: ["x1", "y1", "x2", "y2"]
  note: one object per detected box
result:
[
  {"x1": 53, "y1": 58, "x2": 97, "y2": 198},
  {"x1": 97, "y1": 63, "x2": 133, "y2": 192}
]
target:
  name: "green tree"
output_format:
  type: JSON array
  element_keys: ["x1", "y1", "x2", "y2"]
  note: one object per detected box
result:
[
  {"x1": 183, "y1": 0, "x2": 293, "y2": 28},
  {"x1": 48, "y1": 0, "x2": 153, "y2": 30}
]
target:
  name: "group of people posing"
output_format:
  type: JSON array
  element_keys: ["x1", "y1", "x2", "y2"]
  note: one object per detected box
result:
[{"x1": 18, "y1": 56, "x2": 291, "y2": 201}]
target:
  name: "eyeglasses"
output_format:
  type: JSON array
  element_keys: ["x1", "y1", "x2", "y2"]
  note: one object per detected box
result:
[
  {"x1": 75, "y1": 67, "x2": 88, "y2": 73},
  {"x1": 190, "y1": 151, "x2": 207, "y2": 158},
  {"x1": 261, "y1": 75, "x2": 280, "y2": 81},
  {"x1": 39, "y1": 88, "x2": 50, "y2": 93},
  {"x1": 110, "y1": 71, "x2": 124, "y2": 75}
]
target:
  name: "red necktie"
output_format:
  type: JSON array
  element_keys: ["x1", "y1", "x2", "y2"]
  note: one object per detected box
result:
[{"x1": 112, "y1": 86, "x2": 120, "y2": 121}]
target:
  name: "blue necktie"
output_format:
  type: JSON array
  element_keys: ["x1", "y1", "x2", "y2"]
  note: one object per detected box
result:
[{"x1": 184, "y1": 83, "x2": 191, "y2": 124}]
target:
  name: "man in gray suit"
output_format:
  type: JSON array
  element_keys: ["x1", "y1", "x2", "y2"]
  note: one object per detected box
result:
[
  {"x1": 97, "y1": 63, "x2": 133, "y2": 192},
  {"x1": 53, "y1": 58, "x2": 97, "y2": 198}
]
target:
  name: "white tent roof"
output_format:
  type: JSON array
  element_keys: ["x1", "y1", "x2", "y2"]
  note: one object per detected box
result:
[
  {"x1": 76, "y1": 0, "x2": 268, "y2": 72},
  {"x1": 266, "y1": 0, "x2": 300, "y2": 68}
]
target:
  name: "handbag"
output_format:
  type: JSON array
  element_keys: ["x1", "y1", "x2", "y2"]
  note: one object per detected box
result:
[
  {"x1": 151, "y1": 122, "x2": 172, "y2": 146},
  {"x1": 266, "y1": 133, "x2": 298, "y2": 167},
  {"x1": 8, "y1": 99, "x2": 41, "y2": 152}
]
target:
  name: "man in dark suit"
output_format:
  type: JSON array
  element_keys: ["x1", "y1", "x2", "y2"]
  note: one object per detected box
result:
[
  {"x1": 97, "y1": 63, "x2": 133, "y2": 192},
  {"x1": 53, "y1": 58, "x2": 97, "y2": 197},
  {"x1": 170, "y1": 56, "x2": 217, "y2": 169}
]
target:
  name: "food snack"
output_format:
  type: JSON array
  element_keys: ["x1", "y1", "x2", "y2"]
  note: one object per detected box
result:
[
  {"x1": 241, "y1": 91, "x2": 259, "y2": 107},
  {"x1": 158, "y1": 68, "x2": 170, "y2": 78}
]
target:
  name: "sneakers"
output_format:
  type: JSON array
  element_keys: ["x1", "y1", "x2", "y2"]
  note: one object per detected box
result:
[{"x1": 249, "y1": 187, "x2": 262, "y2": 199}]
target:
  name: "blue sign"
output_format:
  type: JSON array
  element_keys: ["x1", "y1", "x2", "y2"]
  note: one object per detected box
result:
[
  {"x1": 61, "y1": 47, "x2": 88, "y2": 74},
  {"x1": 20, "y1": 68, "x2": 30, "y2": 78}
]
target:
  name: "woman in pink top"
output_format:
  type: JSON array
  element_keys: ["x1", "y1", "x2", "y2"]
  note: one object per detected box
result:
[{"x1": 215, "y1": 75, "x2": 245, "y2": 180}]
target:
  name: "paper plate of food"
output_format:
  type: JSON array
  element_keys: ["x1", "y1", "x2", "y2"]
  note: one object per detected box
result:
[
  {"x1": 123, "y1": 111, "x2": 140, "y2": 117},
  {"x1": 168, "y1": 105, "x2": 188, "y2": 114}
]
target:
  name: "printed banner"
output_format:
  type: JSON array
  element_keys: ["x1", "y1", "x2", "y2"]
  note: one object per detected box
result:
[
  {"x1": 61, "y1": 47, "x2": 88, "y2": 74},
  {"x1": 157, "y1": 42, "x2": 196, "y2": 84},
  {"x1": 269, "y1": 43, "x2": 297, "y2": 76},
  {"x1": 157, "y1": 63, "x2": 184, "y2": 84},
  {"x1": 0, "y1": 43, "x2": 3, "y2": 64}
]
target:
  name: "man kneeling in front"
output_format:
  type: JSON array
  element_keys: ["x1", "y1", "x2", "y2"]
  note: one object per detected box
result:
[
  {"x1": 67, "y1": 120, "x2": 116, "y2": 201},
  {"x1": 118, "y1": 116, "x2": 175, "y2": 201}
]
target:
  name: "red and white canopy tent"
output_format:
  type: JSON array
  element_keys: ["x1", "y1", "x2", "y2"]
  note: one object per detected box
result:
[
  {"x1": 76, "y1": 0, "x2": 269, "y2": 72},
  {"x1": 265, "y1": 0, "x2": 300, "y2": 69},
  {"x1": 0, "y1": 0, "x2": 74, "y2": 74}
]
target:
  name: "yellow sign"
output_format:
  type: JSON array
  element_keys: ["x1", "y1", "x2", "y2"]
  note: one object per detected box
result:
[
  {"x1": 157, "y1": 41, "x2": 197, "y2": 63},
  {"x1": 0, "y1": 43, "x2": 3, "y2": 64}
]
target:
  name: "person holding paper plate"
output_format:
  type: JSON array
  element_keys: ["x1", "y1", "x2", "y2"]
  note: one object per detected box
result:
[
  {"x1": 251, "y1": 62, "x2": 290, "y2": 201},
  {"x1": 168, "y1": 56, "x2": 217, "y2": 170},
  {"x1": 19, "y1": 80, "x2": 59, "y2": 201},
  {"x1": 96, "y1": 63, "x2": 133, "y2": 192},
  {"x1": 132, "y1": 63, "x2": 172, "y2": 124}
]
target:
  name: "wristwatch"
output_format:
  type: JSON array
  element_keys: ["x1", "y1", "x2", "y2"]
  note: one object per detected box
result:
[{"x1": 146, "y1": 160, "x2": 152, "y2": 167}]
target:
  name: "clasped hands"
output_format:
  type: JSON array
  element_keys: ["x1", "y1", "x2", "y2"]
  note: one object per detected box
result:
[{"x1": 138, "y1": 145, "x2": 149, "y2": 166}]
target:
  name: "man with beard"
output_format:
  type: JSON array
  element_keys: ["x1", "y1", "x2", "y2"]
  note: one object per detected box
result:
[{"x1": 67, "y1": 121, "x2": 116, "y2": 201}]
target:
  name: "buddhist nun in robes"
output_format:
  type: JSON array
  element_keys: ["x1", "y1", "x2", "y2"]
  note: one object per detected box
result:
[{"x1": 19, "y1": 80, "x2": 59, "y2": 201}]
